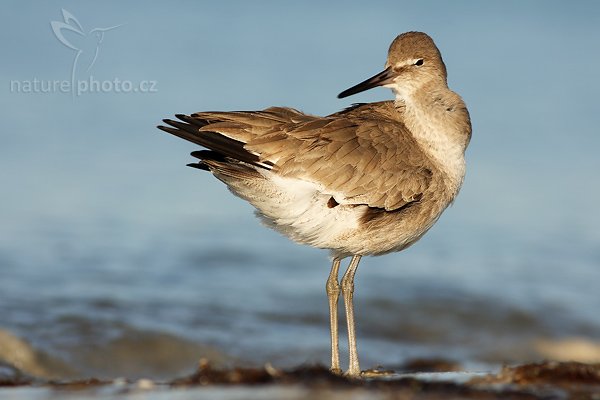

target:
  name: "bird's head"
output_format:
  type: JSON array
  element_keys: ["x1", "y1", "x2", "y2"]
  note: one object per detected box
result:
[{"x1": 338, "y1": 32, "x2": 447, "y2": 100}]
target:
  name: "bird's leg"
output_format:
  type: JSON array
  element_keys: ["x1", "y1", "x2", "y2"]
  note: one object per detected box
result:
[
  {"x1": 341, "y1": 255, "x2": 362, "y2": 377},
  {"x1": 325, "y1": 257, "x2": 342, "y2": 374}
]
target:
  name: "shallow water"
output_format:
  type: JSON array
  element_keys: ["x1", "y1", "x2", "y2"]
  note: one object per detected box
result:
[{"x1": 1, "y1": 211, "x2": 599, "y2": 380}]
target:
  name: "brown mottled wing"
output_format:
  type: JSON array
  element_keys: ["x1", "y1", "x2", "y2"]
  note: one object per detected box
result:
[
  {"x1": 246, "y1": 110, "x2": 434, "y2": 211},
  {"x1": 158, "y1": 105, "x2": 434, "y2": 211}
]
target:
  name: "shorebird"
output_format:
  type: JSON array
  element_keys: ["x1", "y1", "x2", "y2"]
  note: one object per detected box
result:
[{"x1": 158, "y1": 31, "x2": 471, "y2": 377}]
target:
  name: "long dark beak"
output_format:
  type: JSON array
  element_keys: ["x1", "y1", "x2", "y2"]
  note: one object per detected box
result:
[{"x1": 337, "y1": 67, "x2": 395, "y2": 99}]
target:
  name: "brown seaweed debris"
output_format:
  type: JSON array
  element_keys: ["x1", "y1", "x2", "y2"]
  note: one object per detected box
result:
[
  {"x1": 473, "y1": 361, "x2": 600, "y2": 386},
  {"x1": 3, "y1": 360, "x2": 600, "y2": 399},
  {"x1": 471, "y1": 361, "x2": 600, "y2": 400},
  {"x1": 46, "y1": 378, "x2": 111, "y2": 390},
  {"x1": 170, "y1": 358, "x2": 348, "y2": 386},
  {"x1": 169, "y1": 359, "x2": 543, "y2": 399},
  {"x1": 396, "y1": 357, "x2": 463, "y2": 373},
  {"x1": 0, "y1": 362, "x2": 36, "y2": 387},
  {"x1": 512, "y1": 361, "x2": 600, "y2": 385}
]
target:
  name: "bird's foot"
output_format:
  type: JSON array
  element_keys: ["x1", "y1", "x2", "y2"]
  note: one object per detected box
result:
[
  {"x1": 361, "y1": 368, "x2": 396, "y2": 378},
  {"x1": 343, "y1": 368, "x2": 362, "y2": 378}
]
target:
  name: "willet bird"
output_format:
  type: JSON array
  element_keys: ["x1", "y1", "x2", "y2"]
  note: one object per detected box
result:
[{"x1": 158, "y1": 31, "x2": 471, "y2": 377}]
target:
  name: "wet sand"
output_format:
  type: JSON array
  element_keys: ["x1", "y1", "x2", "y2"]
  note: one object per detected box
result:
[{"x1": 2, "y1": 360, "x2": 599, "y2": 399}]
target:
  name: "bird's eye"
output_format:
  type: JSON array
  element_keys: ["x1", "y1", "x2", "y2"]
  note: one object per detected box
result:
[{"x1": 415, "y1": 59, "x2": 424, "y2": 66}]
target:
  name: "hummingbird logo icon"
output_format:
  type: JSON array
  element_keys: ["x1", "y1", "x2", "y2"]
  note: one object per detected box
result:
[{"x1": 51, "y1": 9, "x2": 122, "y2": 89}]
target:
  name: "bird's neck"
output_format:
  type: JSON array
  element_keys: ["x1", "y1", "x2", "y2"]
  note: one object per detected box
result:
[{"x1": 396, "y1": 84, "x2": 470, "y2": 198}]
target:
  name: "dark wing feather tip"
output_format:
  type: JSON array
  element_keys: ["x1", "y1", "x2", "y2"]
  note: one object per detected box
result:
[
  {"x1": 157, "y1": 114, "x2": 272, "y2": 170},
  {"x1": 187, "y1": 162, "x2": 209, "y2": 170},
  {"x1": 157, "y1": 125, "x2": 179, "y2": 134}
]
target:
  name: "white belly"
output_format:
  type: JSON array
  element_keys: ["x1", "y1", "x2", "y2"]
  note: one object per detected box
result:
[
  {"x1": 246, "y1": 174, "x2": 363, "y2": 250},
  {"x1": 222, "y1": 171, "x2": 440, "y2": 257}
]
